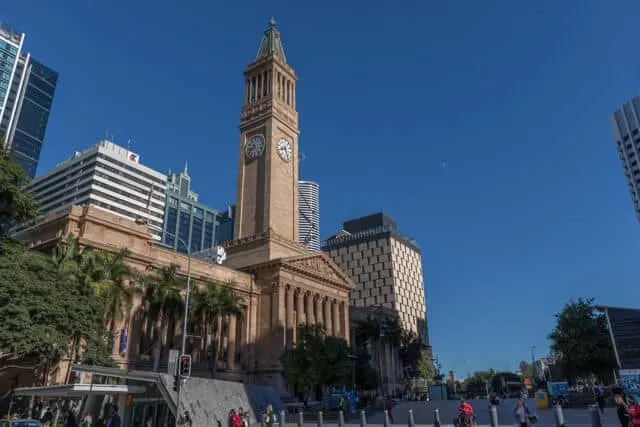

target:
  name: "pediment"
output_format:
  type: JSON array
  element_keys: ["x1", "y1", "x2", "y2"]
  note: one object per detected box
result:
[{"x1": 282, "y1": 253, "x2": 355, "y2": 290}]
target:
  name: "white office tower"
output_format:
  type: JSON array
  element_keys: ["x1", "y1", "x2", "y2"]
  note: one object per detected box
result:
[
  {"x1": 21, "y1": 140, "x2": 166, "y2": 238},
  {"x1": 298, "y1": 180, "x2": 320, "y2": 252}
]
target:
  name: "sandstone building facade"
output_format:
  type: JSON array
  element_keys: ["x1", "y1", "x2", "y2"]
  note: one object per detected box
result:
[{"x1": 15, "y1": 20, "x2": 354, "y2": 391}]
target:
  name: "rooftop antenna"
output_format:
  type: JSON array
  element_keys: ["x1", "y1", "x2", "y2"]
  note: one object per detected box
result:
[{"x1": 127, "y1": 138, "x2": 133, "y2": 151}]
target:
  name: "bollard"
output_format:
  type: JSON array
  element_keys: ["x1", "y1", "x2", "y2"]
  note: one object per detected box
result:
[
  {"x1": 279, "y1": 410, "x2": 285, "y2": 427},
  {"x1": 489, "y1": 405, "x2": 499, "y2": 427},
  {"x1": 433, "y1": 409, "x2": 441, "y2": 427},
  {"x1": 298, "y1": 410, "x2": 304, "y2": 427},
  {"x1": 554, "y1": 404, "x2": 565, "y2": 427},
  {"x1": 590, "y1": 405, "x2": 602, "y2": 427},
  {"x1": 318, "y1": 410, "x2": 324, "y2": 427},
  {"x1": 360, "y1": 410, "x2": 367, "y2": 427},
  {"x1": 338, "y1": 410, "x2": 345, "y2": 427},
  {"x1": 384, "y1": 409, "x2": 391, "y2": 427},
  {"x1": 408, "y1": 409, "x2": 415, "y2": 427}
]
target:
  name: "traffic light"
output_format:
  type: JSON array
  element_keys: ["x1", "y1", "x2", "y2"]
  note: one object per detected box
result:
[
  {"x1": 173, "y1": 375, "x2": 180, "y2": 392},
  {"x1": 179, "y1": 354, "x2": 192, "y2": 378}
]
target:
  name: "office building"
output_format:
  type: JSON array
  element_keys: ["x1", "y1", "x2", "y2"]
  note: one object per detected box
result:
[
  {"x1": 298, "y1": 180, "x2": 320, "y2": 252},
  {"x1": 21, "y1": 140, "x2": 166, "y2": 238},
  {"x1": 0, "y1": 20, "x2": 58, "y2": 178},
  {"x1": 611, "y1": 96, "x2": 640, "y2": 222},
  {"x1": 597, "y1": 305, "x2": 640, "y2": 370},
  {"x1": 163, "y1": 163, "x2": 234, "y2": 254},
  {"x1": 323, "y1": 213, "x2": 430, "y2": 344}
]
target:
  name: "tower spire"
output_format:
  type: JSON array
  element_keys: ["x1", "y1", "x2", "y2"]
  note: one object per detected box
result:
[
  {"x1": 256, "y1": 18, "x2": 287, "y2": 63},
  {"x1": 184, "y1": 160, "x2": 189, "y2": 175}
]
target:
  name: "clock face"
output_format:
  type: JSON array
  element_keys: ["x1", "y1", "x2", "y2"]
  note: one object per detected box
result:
[
  {"x1": 277, "y1": 138, "x2": 292, "y2": 162},
  {"x1": 245, "y1": 134, "x2": 265, "y2": 160}
]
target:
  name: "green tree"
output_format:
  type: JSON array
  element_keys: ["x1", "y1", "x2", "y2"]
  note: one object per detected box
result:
[
  {"x1": 518, "y1": 361, "x2": 536, "y2": 378},
  {"x1": 281, "y1": 324, "x2": 351, "y2": 394},
  {"x1": 353, "y1": 348, "x2": 379, "y2": 390},
  {"x1": 548, "y1": 298, "x2": 615, "y2": 382},
  {"x1": 142, "y1": 264, "x2": 186, "y2": 371},
  {"x1": 191, "y1": 282, "x2": 244, "y2": 376},
  {"x1": 416, "y1": 355, "x2": 434, "y2": 380},
  {"x1": 0, "y1": 240, "x2": 112, "y2": 384},
  {"x1": 0, "y1": 145, "x2": 38, "y2": 237}
]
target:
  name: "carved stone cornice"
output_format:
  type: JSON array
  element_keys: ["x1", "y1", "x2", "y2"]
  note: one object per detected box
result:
[{"x1": 222, "y1": 227, "x2": 307, "y2": 253}]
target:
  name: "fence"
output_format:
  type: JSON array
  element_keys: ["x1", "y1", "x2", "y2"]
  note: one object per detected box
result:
[{"x1": 267, "y1": 404, "x2": 607, "y2": 427}]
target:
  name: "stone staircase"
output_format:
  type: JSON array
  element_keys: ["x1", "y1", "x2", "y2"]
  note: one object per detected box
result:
[{"x1": 158, "y1": 373, "x2": 282, "y2": 427}]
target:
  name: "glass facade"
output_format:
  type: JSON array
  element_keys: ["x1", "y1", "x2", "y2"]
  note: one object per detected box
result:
[
  {"x1": 0, "y1": 22, "x2": 57, "y2": 179},
  {"x1": 162, "y1": 166, "x2": 234, "y2": 254},
  {"x1": 9, "y1": 59, "x2": 58, "y2": 178},
  {"x1": 0, "y1": 22, "x2": 22, "y2": 135}
]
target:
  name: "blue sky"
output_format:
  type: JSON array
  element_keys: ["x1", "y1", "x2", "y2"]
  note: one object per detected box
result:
[{"x1": 5, "y1": 0, "x2": 640, "y2": 377}]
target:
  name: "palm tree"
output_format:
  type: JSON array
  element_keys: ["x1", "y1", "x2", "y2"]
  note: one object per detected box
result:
[
  {"x1": 191, "y1": 282, "x2": 244, "y2": 376},
  {"x1": 91, "y1": 249, "x2": 133, "y2": 333},
  {"x1": 143, "y1": 264, "x2": 186, "y2": 371},
  {"x1": 52, "y1": 236, "x2": 133, "y2": 377}
]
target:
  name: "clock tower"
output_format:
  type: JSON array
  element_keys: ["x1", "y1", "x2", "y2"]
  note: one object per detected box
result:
[{"x1": 225, "y1": 19, "x2": 306, "y2": 268}]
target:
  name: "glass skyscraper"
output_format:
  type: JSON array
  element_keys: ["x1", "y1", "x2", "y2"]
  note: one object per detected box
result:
[
  {"x1": 162, "y1": 163, "x2": 234, "y2": 255},
  {"x1": 0, "y1": 20, "x2": 58, "y2": 179}
]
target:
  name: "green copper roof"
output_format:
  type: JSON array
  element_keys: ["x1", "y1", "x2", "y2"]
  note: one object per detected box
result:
[{"x1": 256, "y1": 18, "x2": 287, "y2": 64}]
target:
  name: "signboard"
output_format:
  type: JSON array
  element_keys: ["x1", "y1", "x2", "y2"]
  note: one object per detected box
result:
[
  {"x1": 168, "y1": 349, "x2": 180, "y2": 375},
  {"x1": 547, "y1": 381, "x2": 569, "y2": 397},
  {"x1": 620, "y1": 369, "x2": 640, "y2": 403}
]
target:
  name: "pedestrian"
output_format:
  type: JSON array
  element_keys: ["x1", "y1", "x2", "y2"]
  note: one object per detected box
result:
[
  {"x1": 106, "y1": 405, "x2": 121, "y2": 427},
  {"x1": 231, "y1": 410, "x2": 242, "y2": 427},
  {"x1": 64, "y1": 409, "x2": 78, "y2": 427},
  {"x1": 513, "y1": 398, "x2": 531, "y2": 427},
  {"x1": 263, "y1": 405, "x2": 275, "y2": 427},
  {"x1": 183, "y1": 411, "x2": 193, "y2": 427},
  {"x1": 595, "y1": 384, "x2": 606, "y2": 414},
  {"x1": 238, "y1": 407, "x2": 248, "y2": 427},
  {"x1": 616, "y1": 394, "x2": 633, "y2": 427},
  {"x1": 628, "y1": 397, "x2": 640, "y2": 427},
  {"x1": 339, "y1": 395, "x2": 349, "y2": 421}
]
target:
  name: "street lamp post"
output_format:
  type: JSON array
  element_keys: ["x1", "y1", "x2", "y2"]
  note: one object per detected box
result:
[
  {"x1": 135, "y1": 220, "x2": 192, "y2": 419},
  {"x1": 530, "y1": 346, "x2": 538, "y2": 380}
]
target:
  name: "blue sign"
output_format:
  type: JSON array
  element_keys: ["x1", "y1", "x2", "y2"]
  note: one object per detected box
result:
[
  {"x1": 620, "y1": 370, "x2": 640, "y2": 403},
  {"x1": 547, "y1": 381, "x2": 569, "y2": 397},
  {"x1": 324, "y1": 386, "x2": 357, "y2": 410}
]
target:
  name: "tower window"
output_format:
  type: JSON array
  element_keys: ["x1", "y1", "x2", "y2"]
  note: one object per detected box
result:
[
  {"x1": 250, "y1": 77, "x2": 257, "y2": 103},
  {"x1": 262, "y1": 71, "x2": 268, "y2": 97}
]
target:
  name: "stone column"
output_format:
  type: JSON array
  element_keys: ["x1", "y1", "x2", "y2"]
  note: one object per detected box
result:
[
  {"x1": 296, "y1": 290, "x2": 306, "y2": 325},
  {"x1": 286, "y1": 286, "x2": 295, "y2": 347},
  {"x1": 342, "y1": 301, "x2": 350, "y2": 345},
  {"x1": 306, "y1": 292, "x2": 315, "y2": 324},
  {"x1": 332, "y1": 300, "x2": 340, "y2": 337},
  {"x1": 324, "y1": 297, "x2": 333, "y2": 335},
  {"x1": 315, "y1": 295, "x2": 324, "y2": 329},
  {"x1": 272, "y1": 284, "x2": 285, "y2": 348},
  {"x1": 227, "y1": 314, "x2": 237, "y2": 370}
]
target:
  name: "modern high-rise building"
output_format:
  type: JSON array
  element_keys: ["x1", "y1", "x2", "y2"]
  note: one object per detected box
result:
[
  {"x1": 0, "y1": 20, "x2": 57, "y2": 178},
  {"x1": 163, "y1": 163, "x2": 234, "y2": 254},
  {"x1": 298, "y1": 180, "x2": 319, "y2": 252},
  {"x1": 323, "y1": 213, "x2": 430, "y2": 344},
  {"x1": 611, "y1": 96, "x2": 640, "y2": 222},
  {"x1": 20, "y1": 140, "x2": 166, "y2": 238}
]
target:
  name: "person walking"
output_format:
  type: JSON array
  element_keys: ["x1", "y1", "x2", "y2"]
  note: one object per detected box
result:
[
  {"x1": 263, "y1": 404, "x2": 275, "y2": 427},
  {"x1": 339, "y1": 395, "x2": 349, "y2": 421},
  {"x1": 106, "y1": 405, "x2": 121, "y2": 427},
  {"x1": 513, "y1": 398, "x2": 531, "y2": 427},
  {"x1": 595, "y1": 384, "x2": 606, "y2": 414},
  {"x1": 616, "y1": 395, "x2": 633, "y2": 427}
]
